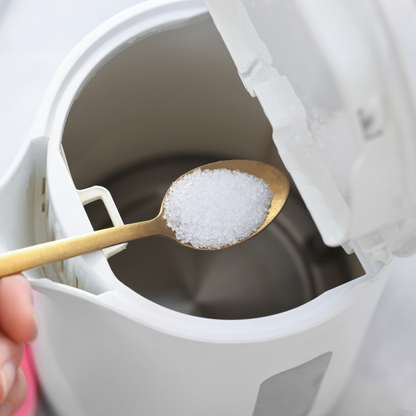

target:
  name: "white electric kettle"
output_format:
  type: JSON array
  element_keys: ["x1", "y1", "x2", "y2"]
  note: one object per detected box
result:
[{"x1": 1, "y1": 1, "x2": 415, "y2": 415}]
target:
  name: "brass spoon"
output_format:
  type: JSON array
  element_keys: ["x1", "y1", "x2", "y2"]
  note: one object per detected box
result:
[{"x1": 0, "y1": 160, "x2": 289, "y2": 277}]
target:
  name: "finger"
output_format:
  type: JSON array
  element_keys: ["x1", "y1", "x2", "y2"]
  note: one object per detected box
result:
[
  {"x1": 0, "y1": 275, "x2": 38, "y2": 343},
  {"x1": 0, "y1": 367, "x2": 27, "y2": 416},
  {"x1": 0, "y1": 331, "x2": 23, "y2": 404}
]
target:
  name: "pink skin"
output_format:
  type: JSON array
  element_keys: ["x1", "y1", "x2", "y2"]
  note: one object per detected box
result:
[{"x1": 0, "y1": 275, "x2": 37, "y2": 415}]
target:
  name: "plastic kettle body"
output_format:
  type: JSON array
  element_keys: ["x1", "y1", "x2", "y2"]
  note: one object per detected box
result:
[{"x1": 1, "y1": 0, "x2": 416, "y2": 415}]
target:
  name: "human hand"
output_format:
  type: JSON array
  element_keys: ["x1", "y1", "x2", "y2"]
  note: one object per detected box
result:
[{"x1": 0, "y1": 274, "x2": 38, "y2": 416}]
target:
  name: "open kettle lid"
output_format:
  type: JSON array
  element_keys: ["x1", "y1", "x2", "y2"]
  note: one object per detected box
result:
[{"x1": 205, "y1": 0, "x2": 416, "y2": 263}]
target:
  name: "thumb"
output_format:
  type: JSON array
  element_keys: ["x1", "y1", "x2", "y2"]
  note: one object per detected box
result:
[{"x1": 0, "y1": 275, "x2": 38, "y2": 343}]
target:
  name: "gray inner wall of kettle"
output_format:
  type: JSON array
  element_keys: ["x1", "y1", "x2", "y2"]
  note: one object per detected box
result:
[{"x1": 62, "y1": 16, "x2": 363, "y2": 320}]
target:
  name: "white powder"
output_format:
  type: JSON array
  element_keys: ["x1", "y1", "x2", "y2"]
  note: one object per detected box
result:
[{"x1": 163, "y1": 168, "x2": 273, "y2": 249}]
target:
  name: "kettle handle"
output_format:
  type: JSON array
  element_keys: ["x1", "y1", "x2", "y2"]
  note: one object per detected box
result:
[{"x1": 77, "y1": 186, "x2": 128, "y2": 259}]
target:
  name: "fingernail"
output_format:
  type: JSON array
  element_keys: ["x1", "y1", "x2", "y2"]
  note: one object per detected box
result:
[
  {"x1": 0, "y1": 403, "x2": 11, "y2": 416},
  {"x1": 0, "y1": 361, "x2": 16, "y2": 402},
  {"x1": 26, "y1": 310, "x2": 39, "y2": 344},
  {"x1": 32, "y1": 314, "x2": 39, "y2": 341}
]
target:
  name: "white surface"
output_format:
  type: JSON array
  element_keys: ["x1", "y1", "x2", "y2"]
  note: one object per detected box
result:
[
  {"x1": 0, "y1": 0, "x2": 145, "y2": 180},
  {"x1": 332, "y1": 256, "x2": 416, "y2": 415}
]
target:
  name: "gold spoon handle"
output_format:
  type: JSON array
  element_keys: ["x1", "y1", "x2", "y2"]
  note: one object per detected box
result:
[{"x1": 0, "y1": 217, "x2": 166, "y2": 278}]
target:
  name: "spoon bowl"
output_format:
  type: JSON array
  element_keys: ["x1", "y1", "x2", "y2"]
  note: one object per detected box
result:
[
  {"x1": 163, "y1": 159, "x2": 289, "y2": 250},
  {"x1": 0, "y1": 160, "x2": 289, "y2": 277}
]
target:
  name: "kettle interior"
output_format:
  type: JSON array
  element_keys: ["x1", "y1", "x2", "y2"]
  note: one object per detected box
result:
[{"x1": 60, "y1": 16, "x2": 363, "y2": 320}]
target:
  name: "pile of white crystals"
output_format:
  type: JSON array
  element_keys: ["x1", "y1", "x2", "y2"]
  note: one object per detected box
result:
[{"x1": 163, "y1": 168, "x2": 273, "y2": 249}]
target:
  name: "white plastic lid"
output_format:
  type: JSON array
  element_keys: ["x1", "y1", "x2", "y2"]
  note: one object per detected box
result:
[{"x1": 205, "y1": 0, "x2": 416, "y2": 263}]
